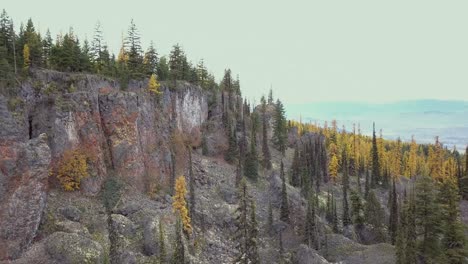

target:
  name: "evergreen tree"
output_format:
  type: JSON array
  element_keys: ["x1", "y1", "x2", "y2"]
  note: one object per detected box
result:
[
  {"x1": 273, "y1": 99, "x2": 287, "y2": 155},
  {"x1": 415, "y1": 175, "x2": 442, "y2": 262},
  {"x1": 159, "y1": 219, "x2": 167, "y2": 263},
  {"x1": 405, "y1": 191, "x2": 417, "y2": 264},
  {"x1": 91, "y1": 21, "x2": 106, "y2": 72},
  {"x1": 196, "y1": 59, "x2": 209, "y2": 89},
  {"x1": 280, "y1": 160, "x2": 290, "y2": 223},
  {"x1": 247, "y1": 200, "x2": 260, "y2": 264},
  {"x1": 305, "y1": 194, "x2": 316, "y2": 248},
  {"x1": 332, "y1": 193, "x2": 339, "y2": 233},
  {"x1": 389, "y1": 179, "x2": 398, "y2": 245},
  {"x1": 291, "y1": 146, "x2": 301, "y2": 187},
  {"x1": 244, "y1": 128, "x2": 259, "y2": 180},
  {"x1": 371, "y1": 122, "x2": 381, "y2": 187},
  {"x1": 261, "y1": 96, "x2": 272, "y2": 169},
  {"x1": 225, "y1": 128, "x2": 238, "y2": 164},
  {"x1": 350, "y1": 190, "x2": 364, "y2": 228},
  {"x1": 395, "y1": 192, "x2": 407, "y2": 264},
  {"x1": 234, "y1": 178, "x2": 250, "y2": 264},
  {"x1": 342, "y1": 148, "x2": 351, "y2": 227},
  {"x1": 364, "y1": 166, "x2": 370, "y2": 199},
  {"x1": 169, "y1": 44, "x2": 185, "y2": 85},
  {"x1": 157, "y1": 56, "x2": 169, "y2": 81},
  {"x1": 268, "y1": 88, "x2": 274, "y2": 104},
  {"x1": 143, "y1": 41, "x2": 158, "y2": 76},
  {"x1": 126, "y1": 19, "x2": 143, "y2": 78},
  {"x1": 364, "y1": 191, "x2": 386, "y2": 241},
  {"x1": 439, "y1": 179, "x2": 467, "y2": 263},
  {"x1": 171, "y1": 217, "x2": 185, "y2": 264}
]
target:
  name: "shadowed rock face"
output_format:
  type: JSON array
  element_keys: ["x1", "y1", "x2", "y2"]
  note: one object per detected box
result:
[
  {"x1": 0, "y1": 133, "x2": 51, "y2": 260},
  {"x1": 0, "y1": 70, "x2": 208, "y2": 260}
]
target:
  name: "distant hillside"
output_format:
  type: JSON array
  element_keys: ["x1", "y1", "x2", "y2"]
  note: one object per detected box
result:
[{"x1": 286, "y1": 100, "x2": 468, "y2": 149}]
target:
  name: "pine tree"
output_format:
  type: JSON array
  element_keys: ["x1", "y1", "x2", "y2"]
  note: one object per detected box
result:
[
  {"x1": 371, "y1": 122, "x2": 380, "y2": 187},
  {"x1": 415, "y1": 175, "x2": 442, "y2": 261},
  {"x1": 273, "y1": 99, "x2": 287, "y2": 155},
  {"x1": 268, "y1": 88, "x2": 274, "y2": 104},
  {"x1": 234, "y1": 178, "x2": 250, "y2": 264},
  {"x1": 305, "y1": 194, "x2": 316, "y2": 248},
  {"x1": 159, "y1": 218, "x2": 167, "y2": 263},
  {"x1": 225, "y1": 128, "x2": 238, "y2": 164},
  {"x1": 439, "y1": 179, "x2": 467, "y2": 263},
  {"x1": 172, "y1": 176, "x2": 192, "y2": 235},
  {"x1": 365, "y1": 191, "x2": 386, "y2": 241},
  {"x1": 169, "y1": 44, "x2": 185, "y2": 85},
  {"x1": 389, "y1": 179, "x2": 398, "y2": 245},
  {"x1": 171, "y1": 217, "x2": 185, "y2": 264},
  {"x1": 350, "y1": 190, "x2": 364, "y2": 228},
  {"x1": 395, "y1": 192, "x2": 407, "y2": 264},
  {"x1": 261, "y1": 96, "x2": 272, "y2": 169},
  {"x1": 157, "y1": 56, "x2": 169, "y2": 81},
  {"x1": 91, "y1": 21, "x2": 105, "y2": 72},
  {"x1": 291, "y1": 146, "x2": 301, "y2": 187},
  {"x1": 280, "y1": 160, "x2": 290, "y2": 223},
  {"x1": 126, "y1": 19, "x2": 143, "y2": 78},
  {"x1": 342, "y1": 148, "x2": 351, "y2": 227},
  {"x1": 247, "y1": 200, "x2": 260, "y2": 264},
  {"x1": 143, "y1": 41, "x2": 158, "y2": 75},
  {"x1": 244, "y1": 122, "x2": 259, "y2": 180}
]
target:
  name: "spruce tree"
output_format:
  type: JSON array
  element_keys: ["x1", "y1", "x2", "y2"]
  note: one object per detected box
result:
[
  {"x1": 342, "y1": 148, "x2": 351, "y2": 227},
  {"x1": 234, "y1": 178, "x2": 250, "y2": 264},
  {"x1": 291, "y1": 146, "x2": 301, "y2": 187},
  {"x1": 244, "y1": 130, "x2": 259, "y2": 181},
  {"x1": 415, "y1": 175, "x2": 442, "y2": 261},
  {"x1": 389, "y1": 179, "x2": 398, "y2": 245},
  {"x1": 405, "y1": 190, "x2": 417, "y2": 264},
  {"x1": 171, "y1": 217, "x2": 185, "y2": 264},
  {"x1": 247, "y1": 200, "x2": 260, "y2": 264},
  {"x1": 280, "y1": 161, "x2": 290, "y2": 223},
  {"x1": 371, "y1": 122, "x2": 380, "y2": 187},
  {"x1": 143, "y1": 41, "x2": 158, "y2": 75},
  {"x1": 439, "y1": 179, "x2": 467, "y2": 263},
  {"x1": 395, "y1": 193, "x2": 407, "y2": 264},
  {"x1": 364, "y1": 166, "x2": 370, "y2": 199},
  {"x1": 305, "y1": 194, "x2": 316, "y2": 248},
  {"x1": 159, "y1": 219, "x2": 167, "y2": 263},
  {"x1": 364, "y1": 191, "x2": 386, "y2": 241},
  {"x1": 126, "y1": 19, "x2": 143, "y2": 78},
  {"x1": 350, "y1": 190, "x2": 364, "y2": 228},
  {"x1": 273, "y1": 99, "x2": 287, "y2": 155},
  {"x1": 261, "y1": 96, "x2": 272, "y2": 169}
]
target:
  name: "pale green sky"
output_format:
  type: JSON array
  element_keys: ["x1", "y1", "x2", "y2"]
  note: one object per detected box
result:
[{"x1": 4, "y1": 0, "x2": 468, "y2": 104}]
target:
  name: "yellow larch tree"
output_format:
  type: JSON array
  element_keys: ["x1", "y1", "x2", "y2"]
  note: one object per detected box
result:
[
  {"x1": 329, "y1": 142, "x2": 339, "y2": 183},
  {"x1": 172, "y1": 176, "x2": 192, "y2": 234},
  {"x1": 148, "y1": 74, "x2": 162, "y2": 94},
  {"x1": 405, "y1": 136, "x2": 418, "y2": 178},
  {"x1": 23, "y1": 44, "x2": 30, "y2": 70}
]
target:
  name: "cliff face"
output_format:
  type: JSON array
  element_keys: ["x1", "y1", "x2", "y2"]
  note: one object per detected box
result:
[{"x1": 0, "y1": 70, "x2": 208, "y2": 260}]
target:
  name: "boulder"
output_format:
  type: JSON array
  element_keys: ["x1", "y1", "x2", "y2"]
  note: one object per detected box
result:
[{"x1": 45, "y1": 232, "x2": 104, "y2": 264}]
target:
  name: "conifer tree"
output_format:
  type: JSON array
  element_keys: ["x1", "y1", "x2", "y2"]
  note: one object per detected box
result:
[
  {"x1": 342, "y1": 148, "x2": 351, "y2": 227},
  {"x1": 247, "y1": 200, "x2": 260, "y2": 264},
  {"x1": 273, "y1": 99, "x2": 287, "y2": 155},
  {"x1": 147, "y1": 74, "x2": 161, "y2": 94},
  {"x1": 188, "y1": 147, "x2": 196, "y2": 223},
  {"x1": 159, "y1": 219, "x2": 167, "y2": 263},
  {"x1": 332, "y1": 193, "x2": 339, "y2": 233},
  {"x1": 143, "y1": 41, "x2": 158, "y2": 76},
  {"x1": 126, "y1": 19, "x2": 143, "y2": 77},
  {"x1": 157, "y1": 56, "x2": 169, "y2": 81},
  {"x1": 415, "y1": 175, "x2": 442, "y2": 261},
  {"x1": 395, "y1": 193, "x2": 407, "y2": 264},
  {"x1": 172, "y1": 176, "x2": 192, "y2": 235},
  {"x1": 234, "y1": 178, "x2": 250, "y2": 264},
  {"x1": 171, "y1": 217, "x2": 185, "y2": 264},
  {"x1": 268, "y1": 88, "x2": 274, "y2": 104},
  {"x1": 439, "y1": 179, "x2": 467, "y2": 263},
  {"x1": 364, "y1": 166, "x2": 370, "y2": 199},
  {"x1": 291, "y1": 146, "x2": 301, "y2": 187},
  {"x1": 280, "y1": 160, "x2": 290, "y2": 223},
  {"x1": 389, "y1": 179, "x2": 398, "y2": 245},
  {"x1": 22, "y1": 44, "x2": 30, "y2": 71},
  {"x1": 405, "y1": 191, "x2": 417, "y2": 264},
  {"x1": 305, "y1": 194, "x2": 316, "y2": 248},
  {"x1": 244, "y1": 127, "x2": 259, "y2": 180},
  {"x1": 261, "y1": 96, "x2": 272, "y2": 169},
  {"x1": 350, "y1": 190, "x2": 364, "y2": 228},
  {"x1": 225, "y1": 128, "x2": 238, "y2": 164},
  {"x1": 371, "y1": 122, "x2": 380, "y2": 187},
  {"x1": 365, "y1": 191, "x2": 386, "y2": 241}
]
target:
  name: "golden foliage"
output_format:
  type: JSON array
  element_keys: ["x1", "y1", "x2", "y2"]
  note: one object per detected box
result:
[
  {"x1": 23, "y1": 44, "x2": 30, "y2": 70},
  {"x1": 329, "y1": 154, "x2": 339, "y2": 183},
  {"x1": 172, "y1": 176, "x2": 192, "y2": 234},
  {"x1": 148, "y1": 74, "x2": 162, "y2": 94},
  {"x1": 55, "y1": 149, "x2": 89, "y2": 191}
]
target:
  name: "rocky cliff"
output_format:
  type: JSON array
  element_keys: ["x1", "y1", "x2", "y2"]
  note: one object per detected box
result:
[{"x1": 0, "y1": 70, "x2": 208, "y2": 261}]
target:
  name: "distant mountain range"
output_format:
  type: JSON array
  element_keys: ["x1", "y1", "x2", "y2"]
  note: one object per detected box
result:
[{"x1": 286, "y1": 100, "x2": 468, "y2": 150}]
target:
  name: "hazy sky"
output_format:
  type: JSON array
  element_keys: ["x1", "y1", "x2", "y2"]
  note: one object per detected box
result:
[{"x1": 4, "y1": 0, "x2": 468, "y2": 104}]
